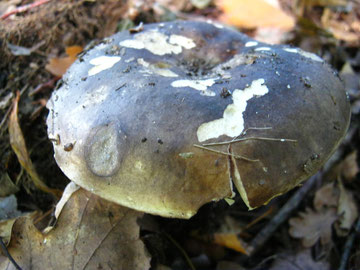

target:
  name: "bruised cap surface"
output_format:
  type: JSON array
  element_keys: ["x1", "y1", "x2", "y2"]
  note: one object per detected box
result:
[{"x1": 47, "y1": 20, "x2": 350, "y2": 218}]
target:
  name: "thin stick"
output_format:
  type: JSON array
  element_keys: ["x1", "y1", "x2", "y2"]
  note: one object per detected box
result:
[
  {"x1": 338, "y1": 217, "x2": 360, "y2": 270},
  {"x1": 248, "y1": 172, "x2": 322, "y2": 254},
  {"x1": 0, "y1": 237, "x2": 23, "y2": 270},
  {"x1": 241, "y1": 127, "x2": 273, "y2": 135},
  {"x1": 1, "y1": 0, "x2": 51, "y2": 20},
  {"x1": 203, "y1": 137, "x2": 297, "y2": 147},
  {"x1": 193, "y1": 144, "x2": 259, "y2": 162},
  {"x1": 163, "y1": 232, "x2": 196, "y2": 270}
]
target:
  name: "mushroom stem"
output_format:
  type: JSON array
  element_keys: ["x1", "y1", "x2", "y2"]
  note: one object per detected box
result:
[{"x1": 193, "y1": 144, "x2": 259, "y2": 162}]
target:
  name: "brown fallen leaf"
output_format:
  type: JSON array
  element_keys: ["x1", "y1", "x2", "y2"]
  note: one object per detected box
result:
[
  {"x1": 289, "y1": 207, "x2": 338, "y2": 247},
  {"x1": 213, "y1": 233, "x2": 249, "y2": 255},
  {"x1": 216, "y1": 0, "x2": 295, "y2": 30},
  {"x1": 0, "y1": 188, "x2": 151, "y2": 270},
  {"x1": 340, "y1": 151, "x2": 359, "y2": 182},
  {"x1": 337, "y1": 180, "x2": 358, "y2": 233},
  {"x1": 8, "y1": 91, "x2": 61, "y2": 198},
  {"x1": 45, "y1": 45, "x2": 83, "y2": 77},
  {"x1": 0, "y1": 218, "x2": 17, "y2": 246},
  {"x1": 313, "y1": 182, "x2": 338, "y2": 211},
  {"x1": 270, "y1": 249, "x2": 330, "y2": 270}
]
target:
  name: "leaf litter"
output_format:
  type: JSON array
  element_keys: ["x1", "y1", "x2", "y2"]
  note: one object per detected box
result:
[{"x1": 0, "y1": 188, "x2": 150, "y2": 270}]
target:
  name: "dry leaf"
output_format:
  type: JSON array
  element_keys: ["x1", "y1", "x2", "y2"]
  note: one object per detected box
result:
[
  {"x1": 0, "y1": 218, "x2": 17, "y2": 246},
  {"x1": 270, "y1": 249, "x2": 330, "y2": 270},
  {"x1": 216, "y1": 0, "x2": 295, "y2": 30},
  {"x1": 8, "y1": 91, "x2": 61, "y2": 198},
  {"x1": 289, "y1": 207, "x2": 338, "y2": 247},
  {"x1": 313, "y1": 182, "x2": 338, "y2": 211},
  {"x1": 340, "y1": 151, "x2": 359, "y2": 182},
  {"x1": 213, "y1": 233, "x2": 248, "y2": 254},
  {"x1": 337, "y1": 180, "x2": 358, "y2": 232},
  {"x1": 0, "y1": 189, "x2": 150, "y2": 270},
  {"x1": 45, "y1": 45, "x2": 83, "y2": 77}
]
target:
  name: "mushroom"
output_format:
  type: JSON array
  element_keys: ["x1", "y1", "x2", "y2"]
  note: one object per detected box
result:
[{"x1": 46, "y1": 20, "x2": 350, "y2": 219}]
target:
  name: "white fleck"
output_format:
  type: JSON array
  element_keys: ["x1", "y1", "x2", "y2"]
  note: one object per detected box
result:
[
  {"x1": 0, "y1": 92, "x2": 14, "y2": 109},
  {"x1": 224, "y1": 198, "x2": 235, "y2": 205},
  {"x1": 280, "y1": 139, "x2": 285, "y2": 142},
  {"x1": 159, "y1": 23, "x2": 164, "y2": 27},
  {"x1": 125, "y1": 57, "x2": 135, "y2": 63},
  {"x1": 95, "y1": 43, "x2": 108, "y2": 50},
  {"x1": 287, "y1": 84, "x2": 291, "y2": 89},
  {"x1": 88, "y1": 56, "x2": 121, "y2": 76},
  {"x1": 43, "y1": 239, "x2": 47, "y2": 244},
  {"x1": 137, "y1": 58, "x2": 149, "y2": 67},
  {"x1": 275, "y1": 71, "x2": 280, "y2": 76},
  {"x1": 137, "y1": 58, "x2": 178, "y2": 77},
  {"x1": 54, "y1": 182, "x2": 80, "y2": 219},
  {"x1": 119, "y1": 30, "x2": 196, "y2": 56},
  {"x1": 169, "y1": 34, "x2": 196, "y2": 49},
  {"x1": 197, "y1": 79, "x2": 269, "y2": 142},
  {"x1": 255, "y1": 47, "x2": 271, "y2": 51},
  {"x1": 206, "y1": 19, "x2": 224, "y2": 28},
  {"x1": 245, "y1": 41, "x2": 258, "y2": 47},
  {"x1": 263, "y1": 167, "x2": 268, "y2": 172},
  {"x1": 171, "y1": 78, "x2": 217, "y2": 96},
  {"x1": 135, "y1": 161, "x2": 144, "y2": 171},
  {"x1": 283, "y1": 48, "x2": 323, "y2": 62}
]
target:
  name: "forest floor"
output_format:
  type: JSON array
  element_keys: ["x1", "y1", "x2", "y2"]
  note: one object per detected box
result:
[{"x1": 0, "y1": 0, "x2": 360, "y2": 269}]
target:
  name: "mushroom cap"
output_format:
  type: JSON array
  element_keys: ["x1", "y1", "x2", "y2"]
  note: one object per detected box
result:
[{"x1": 47, "y1": 20, "x2": 350, "y2": 218}]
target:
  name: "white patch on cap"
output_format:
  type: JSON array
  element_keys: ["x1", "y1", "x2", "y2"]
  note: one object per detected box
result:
[
  {"x1": 171, "y1": 78, "x2": 217, "y2": 96},
  {"x1": 197, "y1": 79, "x2": 269, "y2": 142},
  {"x1": 137, "y1": 58, "x2": 178, "y2": 77},
  {"x1": 283, "y1": 48, "x2": 323, "y2": 62},
  {"x1": 206, "y1": 19, "x2": 224, "y2": 28},
  {"x1": 119, "y1": 30, "x2": 196, "y2": 56},
  {"x1": 255, "y1": 47, "x2": 271, "y2": 51},
  {"x1": 245, "y1": 41, "x2": 258, "y2": 47},
  {"x1": 88, "y1": 56, "x2": 121, "y2": 76},
  {"x1": 169, "y1": 35, "x2": 196, "y2": 49}
]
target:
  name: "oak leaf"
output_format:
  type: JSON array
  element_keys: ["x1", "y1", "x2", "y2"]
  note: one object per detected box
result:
[{"x1": 0, "y1": 189, "x2": 150, "y2": 270}]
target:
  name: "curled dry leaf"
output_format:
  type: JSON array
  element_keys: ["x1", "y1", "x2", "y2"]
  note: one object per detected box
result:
[
  {"x1": 289, "y1": 207, "x2": 338, "y2": 247},
  {"x1": 0, "y1": 218, "x2": 17, "y2": 246},
  {"x1": 0, "y1": 189, "x2": 150, "y2": 270},
  {"x1": 313, "y1": 180, "x2": 358, "y2": 235},
  {"x1": 8, "y1": 91, "x2": 61, "y2": 198},
  {"x1": 45, "y1": 46, "x2": 83, "y2": 77},
  {"x1": 270, "y1": 249, "x2": 330, "y2": 270}
]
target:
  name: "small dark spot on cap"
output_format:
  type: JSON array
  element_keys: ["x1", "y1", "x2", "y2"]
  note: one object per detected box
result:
[
  {"x1": 220, "y1": 87, "x2": 231, "y2": 98},
  {"x1": 141, "y1": 137, "x2": 147, "y2": 143},
  {"x1": 157, "y1": 139, "x2": 163, "y2": 144},
  {"x1": 64, "y1": 142, "x2": 75, "y2": 151},
  {"x1": 148, "y1": 82, "x2": 156, "y2": 86},
  {"x1": 81, "y1": 77, "x2": 87, "y2": 81}
]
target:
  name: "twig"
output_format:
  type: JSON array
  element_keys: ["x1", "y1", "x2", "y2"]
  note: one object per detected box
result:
[
  {"x1": 202, "y1": 136, "x2": 297, "y2": 147},
  {"x1": 0, "y1": 237, "x2": 23, "y2": 270},
  {"x1": 338, "y1": 217, "x2": 360, "y2": 270},
  {"x1": 193, "y1": 144, "x2": 259, "y2": 162},
  {"x1": 1, "y1": 0, "x2": 51, "y2": 20},
  {"x1": 248, "y1": 172, "x2": 322, "y2": 254},
  {"x1": 163, "y1": 232, "x2": 196, "y2": 270}
]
